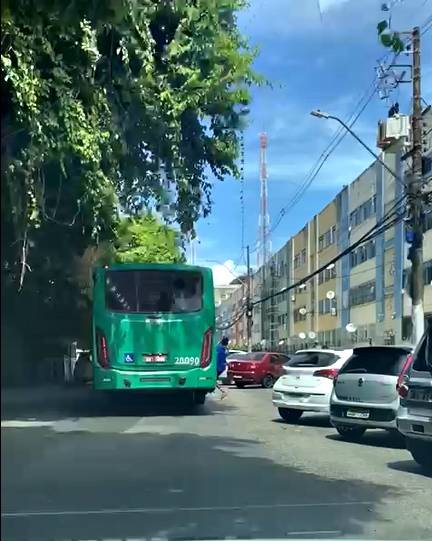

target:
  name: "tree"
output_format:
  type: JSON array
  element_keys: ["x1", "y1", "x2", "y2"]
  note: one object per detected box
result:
[
  {"x1": 1, "y1": 0, "x2": 260, "y2": 290},
  {"x1": 113, "y1": 214, "x2": 185, "y2": 264},
  {"x1": 1, "y1": 0, "x2": 260, "y2": 378}
]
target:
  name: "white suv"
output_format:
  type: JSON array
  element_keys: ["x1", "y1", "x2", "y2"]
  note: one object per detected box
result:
[{"x1": 272, "y1": 348, "x2": 353, "y2": 422}]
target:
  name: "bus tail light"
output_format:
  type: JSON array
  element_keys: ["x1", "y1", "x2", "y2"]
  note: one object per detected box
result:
[
  {"x1": 96, "y1": 329, "x2": 110, "y2": 368},
  {"x1": 200, "y1": 328, "x2": 213, "y2": 368}
]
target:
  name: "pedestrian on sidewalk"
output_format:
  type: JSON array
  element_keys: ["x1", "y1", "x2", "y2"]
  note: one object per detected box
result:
[{"x1": 216, "y1": 336, "x2": 229, "y2": 399}]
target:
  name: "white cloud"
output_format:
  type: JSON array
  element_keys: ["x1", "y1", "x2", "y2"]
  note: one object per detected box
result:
[
  {"x1": 211, "y1": 260, "x2": 246, "y2": 286},
  {"x1": 318, "y1": 0, "x2": 351, "y2": 12}
]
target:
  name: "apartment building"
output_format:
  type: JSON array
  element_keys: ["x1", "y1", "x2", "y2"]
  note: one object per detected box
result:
[
  {"x1": 214, "y1": 284, "x2": 240, "y2": 308},
  {"x1": 246, "y1": 108, "x2": 432, "y2": 349}
]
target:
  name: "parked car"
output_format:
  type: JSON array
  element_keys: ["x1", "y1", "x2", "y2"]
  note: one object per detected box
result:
[
  {"x1": 229, "y1": 349, "x2": 248, "y2": 356},
  {"x1": 272, "y1": 348, "x2": 353, "y2": 422},
  {"x1": 219, "y1": 351, "x2": 248, "y2": 384},
  {"x1": 397, "y1": 325, "x2": 432, "y2": 470},
  {"x1": 330, "y1": 345, "x2": 412, "y2": 440},
  {"x1": 228, "y1": 351, "x2": 290, "y2": 388}
]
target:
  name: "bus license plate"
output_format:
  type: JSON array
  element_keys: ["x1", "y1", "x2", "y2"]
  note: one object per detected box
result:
[{"x1": 143, "y1": 354, "x2": 166, "y2": 363}]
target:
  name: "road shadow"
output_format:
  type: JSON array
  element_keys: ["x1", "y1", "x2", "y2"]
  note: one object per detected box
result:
[
  {"x1": 272, "y1": 414, "x2": 332, "y2": 428},
  {"x1": 387, "y1": 459, "x2": 432, "y2": 478},
  {"x1": 1, "y1": 386, "x2": 235, "y2": 422},
  {"x1": 2, "y1": 426, "x2": 404, "y2": 541},
  {"x1": 326, "y1": 429, "x2": 406, "y2": 449}
]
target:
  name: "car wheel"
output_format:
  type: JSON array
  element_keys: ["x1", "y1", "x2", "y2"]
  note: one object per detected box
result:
[
  {"x1": 278, "y1": 408, "x2": 303, "y2": 423},
  {"x1": 193, "y1": 391, "x2": 206, "y2": 405},
  {"x1": 262, "y1": 374, "x2": 274, "y2": 388},
  {"x1": 335, "y1": 425, "x2": 366, "y2": 441},
  {"x1": 407, "y1": 439, "x2": 432, "y2": 470},
  {"x1": 235, "y1": 382, "x2": 245, "y2": 389}
]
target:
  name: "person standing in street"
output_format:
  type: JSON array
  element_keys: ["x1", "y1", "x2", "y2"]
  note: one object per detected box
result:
[{"x1": 216, "y1": 336, "x2": 229, "y2": 399}]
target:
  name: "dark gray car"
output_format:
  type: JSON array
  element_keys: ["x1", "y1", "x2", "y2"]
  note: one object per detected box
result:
[{"x1": 397, "y1": 325, "x2": 432, "y2": 470}]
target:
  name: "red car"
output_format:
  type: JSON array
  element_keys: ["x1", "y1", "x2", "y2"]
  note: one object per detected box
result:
[{"x1": 227, "y1": 352, "x2": 290, "y2": 388}]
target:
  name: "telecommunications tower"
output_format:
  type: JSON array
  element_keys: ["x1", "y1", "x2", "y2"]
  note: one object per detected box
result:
[{"x1": 257, "y1": 132, "x2": 271, "y2": 269}]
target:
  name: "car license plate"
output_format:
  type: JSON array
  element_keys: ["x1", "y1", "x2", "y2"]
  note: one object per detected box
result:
[
  {"x1": 409, "y1": 389, "x2": 432, "y2": 402},
  {"x1": 143, "y1": 354, "x2": 166, "y2": 363},
  {"x1": 233, "y1": 375, "x2": 242, "y2": 379},
  {"x1": 346, "y1": 409, "x2": 370, "y2": 419}
]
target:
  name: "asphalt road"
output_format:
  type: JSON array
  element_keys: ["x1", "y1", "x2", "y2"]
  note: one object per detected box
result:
[{"x1": 1, "y1": 385, "x2": 431, "y2": 541}]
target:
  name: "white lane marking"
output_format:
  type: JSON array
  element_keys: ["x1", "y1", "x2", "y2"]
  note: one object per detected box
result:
[
  {"x1": 1, "y1": 420, "x2": 53, "y2": 428},
  {"x1": 286, "y1": 531, "x2": 341, "y2": 536},
  {"x1": 2, "y1": 500, "x2": 373, "y2": 518}
]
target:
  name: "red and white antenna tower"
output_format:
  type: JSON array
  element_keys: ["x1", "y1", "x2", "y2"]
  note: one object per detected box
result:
[{"x1": 257, "y1": 132, "x2": 271, "y2": 269}]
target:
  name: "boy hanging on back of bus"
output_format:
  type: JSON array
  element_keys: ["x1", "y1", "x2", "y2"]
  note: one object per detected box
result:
[{"x1": 216, "y1": 337, "x2": 229, "y2": 399}]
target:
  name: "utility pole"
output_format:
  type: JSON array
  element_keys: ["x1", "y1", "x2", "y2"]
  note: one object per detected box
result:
[
  {"x1": 246, "y1": 245, "x2": 253, "y2": 352},
  {"x1": 408, "y1": 26, "x2": 424, "y2": 345}
]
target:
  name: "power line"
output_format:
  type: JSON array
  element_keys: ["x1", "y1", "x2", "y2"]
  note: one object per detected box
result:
[
  {"x1": 249, "y1": 81, "x2": 380, "y2": 257},
  {"x1": 216, "y1": 307, "x2": 247, "y2": 331},
  {"x1": 252, "y1": 196, "x2": 408, "y2": 306},
  {"x1": 250, "y1": 12, "x2": 432, "y2": 259}
]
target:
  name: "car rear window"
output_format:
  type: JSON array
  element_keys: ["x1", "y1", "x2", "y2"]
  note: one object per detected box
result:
[
  {"x1": 105, "y1": 270, "x2": 202, "y2": 313},
  {"x1": 340, "y1": 347, "x2": 409, "y2": 376},
  {"x1": 286, "y1": 351, "x2": 339, "y2": 368},
  {"x1": 234, "y1": 353, "x2": 266, "y2": 361}
]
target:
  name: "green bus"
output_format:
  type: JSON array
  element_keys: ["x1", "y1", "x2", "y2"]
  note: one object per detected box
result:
[{"x1": 92, "y1": 263, "x2": 216, "y2": 404}]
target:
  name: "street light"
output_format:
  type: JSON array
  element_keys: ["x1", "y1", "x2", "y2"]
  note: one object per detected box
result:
[{"x1": 310, "y1": 109, "x2": 404, "y2": 186}]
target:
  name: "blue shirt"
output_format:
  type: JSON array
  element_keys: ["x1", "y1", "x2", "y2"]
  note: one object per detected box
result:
[{"x1": 216, "y1": 344, "x2": 227, "y2": 373}]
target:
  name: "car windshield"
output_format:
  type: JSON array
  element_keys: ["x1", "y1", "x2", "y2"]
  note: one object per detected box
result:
[{"x1": 340, "y1": 347, "x2": 410, "y2": 376}]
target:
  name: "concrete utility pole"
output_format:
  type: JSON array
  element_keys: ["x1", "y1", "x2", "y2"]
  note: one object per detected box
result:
[
  {"x1": 246, "y1": 245, "x2": 253, "y2": 352},
  {"x1": 408, "y1": 26, "x2": 424, "y2": 345}
]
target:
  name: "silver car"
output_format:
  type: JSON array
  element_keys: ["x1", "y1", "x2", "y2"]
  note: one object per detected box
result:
[
  {"x1": 330, "y1": 345, "x2": 412, "y2": 440},
  {"x1": 397, "y1": 326, "x2": 432, "y2": 470}
]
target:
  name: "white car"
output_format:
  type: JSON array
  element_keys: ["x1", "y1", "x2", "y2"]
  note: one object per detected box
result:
[{"x1": 272, "y1": 348, "x2": 353, "y2": 422}]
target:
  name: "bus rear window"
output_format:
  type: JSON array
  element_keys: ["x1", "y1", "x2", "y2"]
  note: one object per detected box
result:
[{"x1": 105, "y1": 270, "x2": 203, "y2": 313}]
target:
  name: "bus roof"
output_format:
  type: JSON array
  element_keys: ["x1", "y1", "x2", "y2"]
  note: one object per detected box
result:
[{"x1": 95, "y1": 262, "x2": 212, "y2": 273}]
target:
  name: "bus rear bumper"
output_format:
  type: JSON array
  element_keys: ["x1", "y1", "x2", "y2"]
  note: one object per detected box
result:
[{"x1": 93, "y1": 366, "x2": 216, "y2": 392}]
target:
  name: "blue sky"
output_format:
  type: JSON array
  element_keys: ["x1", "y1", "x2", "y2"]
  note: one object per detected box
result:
[{"x1": 192, "y1": 0, "x2": 432, "y2": 284}]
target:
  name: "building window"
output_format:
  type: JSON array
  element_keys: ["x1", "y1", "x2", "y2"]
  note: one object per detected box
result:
[
  {"x1": 318, "y1": 226, "x2": 337, "y2": 251},
  {"x1": 406, "y1": 260, "x2": 432, "y2": 287},
  {"x1": 349, "y1": 281, "x2": 376, "y2": 306},
  {"x1": 294, "y1": 249, "x2": 307, "y2": 269},
  {"x1": 350, "y1": 195, "x2": 377, "y2": 228},
  {"x1": 318, "y1": 298, "x2": 335, "y2": 314},
  {"x1": 350, "y1": 240, "x2": 376, "y2": 268},
  {"x1": 296, "y1": 283, "x2": 307, "y2": 293},
  {"x1": 318, "y1": 266, "x2": 337, "y2": 284}
]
